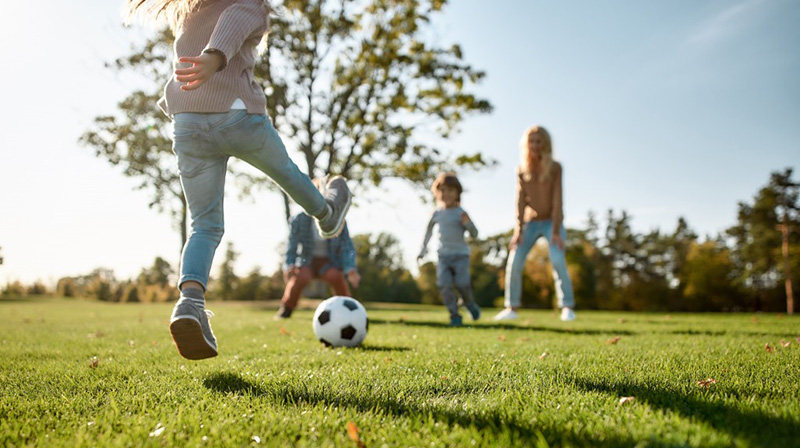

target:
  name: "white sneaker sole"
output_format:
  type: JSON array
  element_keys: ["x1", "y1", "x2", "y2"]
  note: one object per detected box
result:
[{"x1": 169, "y1": 315, "x2": 218, "y2": 360}]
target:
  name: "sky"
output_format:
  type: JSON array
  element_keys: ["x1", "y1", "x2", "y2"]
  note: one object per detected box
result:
[{"x1": 1, "y1": 0, "x2": 798, "y2": 286}]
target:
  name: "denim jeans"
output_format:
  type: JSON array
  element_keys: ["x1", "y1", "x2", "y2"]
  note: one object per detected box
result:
[
  {"x1": 437, "y1": 254, "x2": 475, "y2": 318},
  {"x1": 172, "y1": 110, "x2": 326, "y2": 290},
  {"x1": 504, "y1": 220, "x2": 575, "y2": 309}
]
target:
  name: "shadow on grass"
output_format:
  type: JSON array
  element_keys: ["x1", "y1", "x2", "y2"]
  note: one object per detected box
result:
[
  {"x1": 368, "y1": 318, "x2": 636, "y2": 336},
  {"x1": 352, "y1": 345, "x2": 411, "y2": 352},
  {"x1": 571, "y1": 376, "x2": 800, "y2": 448},
  {"x1": 204, "y1": 372, "x2": 642, "y2": 447}
]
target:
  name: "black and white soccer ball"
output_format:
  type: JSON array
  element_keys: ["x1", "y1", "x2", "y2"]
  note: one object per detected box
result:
[{"x1": 312, "y1": 296, "x2": 368, "y2": 347}]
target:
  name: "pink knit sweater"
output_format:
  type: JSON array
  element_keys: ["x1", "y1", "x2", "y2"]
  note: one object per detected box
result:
[{"x1": 158, "y1": 0, "x2": 270, "y2": 116}]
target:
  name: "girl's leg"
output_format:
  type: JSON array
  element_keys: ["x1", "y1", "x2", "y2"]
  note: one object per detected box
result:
[
  {"x1": 503, "y1": 222, "x2": 542, "y2": 309},
  {"x1": 320, "y1": 268, "x2": 351, "y2": 297},
  {"x1": 174, "y1": 117, "x2": 229, "y2": 291},
  {"x1": 436, "y1": 256, "x2": 460, "y2": 318},
  {"x1": 217, "y1": 112, "x2": 327, "y2": 217},
  {"x1": 452, "y1": 255, "x2": 480, "y2": 320},
  {"x1": 545, "y1": 224, "x2": 575, "y2": 309}
]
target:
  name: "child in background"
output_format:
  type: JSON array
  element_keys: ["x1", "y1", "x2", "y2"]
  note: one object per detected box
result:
[
  {"x1": 277, "y1": 180, "x2": 360, "y2": 319},
  {"x1": 418, "y1": 173, "x2": 480, "y2": 326},
  {"x1": 125, "y1": 0, "x2": 352, "y2": 360}
]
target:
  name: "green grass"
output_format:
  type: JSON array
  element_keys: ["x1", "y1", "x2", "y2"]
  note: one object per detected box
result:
[{"x1": 1, "y1": 298, "x2": 799, "y2": 447}]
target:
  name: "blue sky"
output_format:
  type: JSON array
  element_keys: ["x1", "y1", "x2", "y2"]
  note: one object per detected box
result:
[{"x1": 1, "y1": 0, "x2": 798, "y2": 285}]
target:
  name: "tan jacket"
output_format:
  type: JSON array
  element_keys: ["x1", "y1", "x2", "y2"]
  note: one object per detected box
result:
[{"x1": 514, "y1": 162, "x2": 563, "y2": 235}]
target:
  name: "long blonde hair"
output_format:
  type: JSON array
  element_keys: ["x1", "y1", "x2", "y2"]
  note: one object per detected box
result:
[
  {"x1": 125, "y1": 0, "x2": 272, "y2": 46},
  {"x1": 519, "y1": 125, "x2": 554, "y2": 183}
]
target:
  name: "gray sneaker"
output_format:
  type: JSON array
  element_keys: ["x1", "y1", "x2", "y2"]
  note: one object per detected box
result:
[
  {"x1": 169, "y1": 297, "x2": 218, "y2": 360},
  {"x1": 316, "y1": 176, "x2": 352, "y2": 239}
]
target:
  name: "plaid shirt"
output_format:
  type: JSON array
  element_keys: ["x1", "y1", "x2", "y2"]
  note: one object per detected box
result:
[{"x1": 284, "y1": 213, "x2": 357, "y2": 274}]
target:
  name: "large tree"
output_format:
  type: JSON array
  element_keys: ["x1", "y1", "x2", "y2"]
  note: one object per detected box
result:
[
  {"x1": 81, "y1": 0, "x2": 493, "y2": 252},
  {"x1": 728, "y1": 168, "x2": 799, "y2": 313}
]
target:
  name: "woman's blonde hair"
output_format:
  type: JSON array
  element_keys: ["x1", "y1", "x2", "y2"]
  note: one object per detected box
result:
[
  {"x1": 431, "y1": 172, "x2": 463, "y2": 205},
  {"x1": 519, "y1": 125, "x2": 554, "y2": 183},
  {"x1": 125, "y1": 0, "x2": 272, "y2": 48}
]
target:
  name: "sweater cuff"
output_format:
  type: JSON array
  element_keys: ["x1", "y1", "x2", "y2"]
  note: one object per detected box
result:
[{"x1": 202, "y1": 47, "x2": 228, "y2": 72}]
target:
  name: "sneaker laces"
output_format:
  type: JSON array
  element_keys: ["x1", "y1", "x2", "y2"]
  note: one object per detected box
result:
[{"x1": 204, "y1": 309, "x2": 215, "y2": 319}]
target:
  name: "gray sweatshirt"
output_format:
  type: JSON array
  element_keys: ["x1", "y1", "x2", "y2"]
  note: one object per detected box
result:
[{"x1": 419, "y1": 206, "x2": 479, "y2": 258}]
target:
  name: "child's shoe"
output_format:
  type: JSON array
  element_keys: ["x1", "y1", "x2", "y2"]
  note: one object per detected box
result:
[
  {"x1": 316, "y1": 176, "x2": 352, "y2": 238},
  {"x1": 169, "y1": 296, "x2": 218, "y2": 360},
  {"x1": 466, "y1": 303, "x2": 481, "y2": 321},
  {"x1": 274, "y1": 306, "x2": 293, "y2": 320},
  {"x1": 560, "y1": 307, "x2": 576, "y2": 322},
  {"x1": 449, "y1": 315, "x2": 463, "y2": 327},
  {"x1": 493, "y1": 308, "x2": 518, "y2": 321}
]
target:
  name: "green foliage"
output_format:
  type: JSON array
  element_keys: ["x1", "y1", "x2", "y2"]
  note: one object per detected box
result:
[
  {"x1": 2, "y1": 300, "x2": 799, "y2": 447},
  {"x1": 727, "y1": 168, "x2": 799, "y2": 312},
  {"x1": 415, "y1": 261, "x2": 439, "y2": 305},
  {"x1": 263, "y1": 0, "x2": 494, "y2": 189},
  {"x1": 352, "y1": 232, "x2": 421, "y2": 302}
]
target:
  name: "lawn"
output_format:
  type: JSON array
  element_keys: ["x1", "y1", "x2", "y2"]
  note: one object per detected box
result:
[{"x1": 1, "y1": 298, "x2": 798, "y2": 447}]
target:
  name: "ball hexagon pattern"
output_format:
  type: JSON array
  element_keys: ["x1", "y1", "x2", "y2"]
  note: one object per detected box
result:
[{"x1": 312, "y1": 296, "x2": 368, "y2": 347}]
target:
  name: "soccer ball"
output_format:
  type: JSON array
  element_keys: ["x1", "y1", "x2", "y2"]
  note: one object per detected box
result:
[{"x1": 312, "y1": 296, "x2": 368, "y2": 347}]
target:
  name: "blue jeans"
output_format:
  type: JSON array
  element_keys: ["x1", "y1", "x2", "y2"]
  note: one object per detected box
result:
[
  {"x1": 172, "y1": 110, "x2": 326, "y2": 290},
  {"x1": 504, "y1": 220, "x2": 575, "y2": 309},
  {"x1": 437, "y1": 254, "x2": 475, "y2": 318}
]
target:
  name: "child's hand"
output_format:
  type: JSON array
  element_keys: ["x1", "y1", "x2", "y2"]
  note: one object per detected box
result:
[
  {"x1": 347, "y1": 270, "x2": 361, "y2": 288},
  {"x1": 175, "y1": 52, "x2": 225, "y2": 91},
  {"x1": 551, "y1": 232, "x2": 564, "y2": 250},
  {"x1": 283, "y1": 266, "x2": 299, "y2": 283},
  {"x1": 461, "y1": 212, "x2": 471, "y2": 225}
]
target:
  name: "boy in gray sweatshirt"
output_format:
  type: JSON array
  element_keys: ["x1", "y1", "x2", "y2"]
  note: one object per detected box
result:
[{"x1": 418, "y1": 173, "x2": 481, "y2": 326}]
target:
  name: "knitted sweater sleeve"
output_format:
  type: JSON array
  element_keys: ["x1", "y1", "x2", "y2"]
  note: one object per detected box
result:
[{"x1": 205, "y1": 0, "x2": 269, "y2": 65}]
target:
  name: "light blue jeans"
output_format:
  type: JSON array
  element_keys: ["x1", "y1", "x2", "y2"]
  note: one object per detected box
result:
[
  {"x1": 437, "y1": 254, "x2": 476, "y2": 318},
  {"x1": 172, "y1": 110, "x2": 326, "y2": 290},
  {"x1": 504, "y1": 220, "x2": 575, "y2": 309}
]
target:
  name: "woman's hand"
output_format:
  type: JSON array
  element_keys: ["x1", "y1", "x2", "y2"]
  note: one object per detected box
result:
[
  {"x1": 551, "y1": 232, "x2": 564, "y2": 250},
  {"x1": 175, "y1": 52, "x2": 225, "y2": 91},
  {"x1": 347, "y1": 270, "x2": 361, "y2": 288},
  {"x1": 509, "y1": 232, "x2": 520, "y2": 250}
]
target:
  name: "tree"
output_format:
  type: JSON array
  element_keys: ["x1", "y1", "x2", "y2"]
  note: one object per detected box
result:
[
  {"x1": 79, "y1": 29, "x2": 191, "y2": 255},
  {"x1": 262, "y1": 0, "x2": 494, "y2": 192},
  {"x1": 209, "y1": 242, "x2": 240, "y2": 301},
  {"x1": 728, "y1": 168, "x2": 800, "y2": 312},
  {"x1": 352, "y1": 232, "x2": 420, "y2": 302}
]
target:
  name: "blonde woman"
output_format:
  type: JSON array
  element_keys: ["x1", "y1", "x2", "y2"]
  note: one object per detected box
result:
[
  {"x1": 125, "y1": 0, "x2": 352, "y2": 360},
  {"x1": 494, "y1": 126, "x2": 576, "y2": 321}
]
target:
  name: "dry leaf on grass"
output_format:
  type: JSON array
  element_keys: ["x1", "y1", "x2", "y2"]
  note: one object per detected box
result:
[
  {"x1": 346, "y1": 421, "x2": 364, "y2": 447},
  {"x1": 780, "y1": 339, "x2": 791, "y2": 348},
  {"x1": 149, "y1": 423, "x2": 165, "y2": 437},
  {"x1": 618, "y1": 396, "x2": 635, "y2": 405},
  {"x1": 497, "y1": 335, "x2": 506, "y2": 341},
  {"x1": 538, "y1": 352, "x2": 548, "y2": 360},
  {"x1": 606, "y1": 337, "x2": 621, "y2": 345},
  {"x1": 89, "y1": 357, "x2": 99, "y2": 369},
  {"x1": 764, "y1": 343, "x2": 774, "y2": 353},
  {"x1": 279, "y1": 327, "x2": 291, "y2": 336},
  {"x1": 696, "y1": 378, "x2": 717, "y2": 388}
]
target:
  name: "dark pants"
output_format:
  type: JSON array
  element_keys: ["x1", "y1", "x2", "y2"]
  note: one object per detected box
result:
[{"x1": 281, "y1": 257, "x2": 350, "y2": 310}]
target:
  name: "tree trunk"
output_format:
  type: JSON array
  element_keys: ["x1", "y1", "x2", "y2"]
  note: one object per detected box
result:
[
  {"x1": 780, "y1": 220, "x2": 794, "y2": 315},
  {"x1": 282, "y1": 191, "x2": 292, "y2": 225}
]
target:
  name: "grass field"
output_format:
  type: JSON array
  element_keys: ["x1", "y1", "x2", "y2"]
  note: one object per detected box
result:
[{"x1": 1, "y1": 298, "x2": 798, "y2": 447}]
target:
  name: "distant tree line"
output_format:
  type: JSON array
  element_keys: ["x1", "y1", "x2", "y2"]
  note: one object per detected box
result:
[{"x1": 2, "y1": 169, "x2": 796, "y2": 313}]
